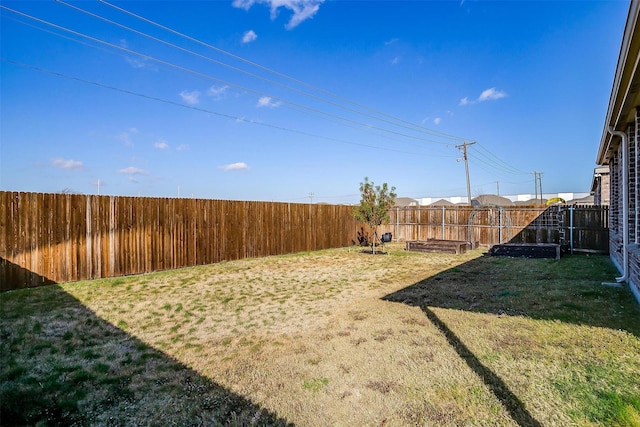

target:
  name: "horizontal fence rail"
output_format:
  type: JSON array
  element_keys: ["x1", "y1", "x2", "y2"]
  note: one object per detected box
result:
[{"x1": 0, "y1": 192, "x2": 360, "y2": 290}]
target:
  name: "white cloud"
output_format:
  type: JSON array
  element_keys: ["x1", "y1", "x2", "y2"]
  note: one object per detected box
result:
[
  {"x1": 176, "y1": 144, "x2": 189, "y2": 152},
  {"x1": 433, "y1": 117, "x2": 442, "y2": 125},
  {"x1": 154, "y1": 140, "x2": 169, "y2": 150},
  {"x1": 460, "y1": 87, "x2": 507, "y2": 106},
  {"x1": 256, "y1": 96, "x2": 281, "y2": 108},
  {"x1": 391, "y1": 56, "x2": 400, "y2": 65},
  {"x1": 232, "y1": 0, "x2": 254, "y2": 9},
  {"x1": 51, "y1": 158, "x2": 83, "y2": 170},
  {"x1": 385, "y1": 38, "x2": 399, "y2": 46},
  {"x1": 180, "y1": 90, "x2": 200, "y2": 105},
  {"x1": 242, "y1": 30, "x2": 258, "y2": 43},
  {"x1": 207, "y1": 85, "x2": 228, "y2": 100},
  {"x1": 478, "y1": 87, "x2": 507, "y2": 101},
  {"x1": 232, "y1": 0, "x2": 324, "y2": 29},
  {"x1": 117, "y1": 166, "x2": 147, "y2": 175},
  {"x1": 220, "y1": 162, "x2": 249, "y2": 171}
]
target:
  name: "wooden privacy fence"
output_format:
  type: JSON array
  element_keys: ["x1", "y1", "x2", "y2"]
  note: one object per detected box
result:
[
  {"x1": 1, "y1": 192, "x2": 610, "y2": 291},
  {"x1": 0, "y1": 192, "x2": 359, "y2": 290},
  {"x1": 379, "y1": 205, "x2": 609, "y2": 253}
]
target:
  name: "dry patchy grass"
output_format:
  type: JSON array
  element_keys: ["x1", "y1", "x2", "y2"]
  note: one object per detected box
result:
[{"x1": 2, "y1": 244, "x2": 639, "y2": 426}]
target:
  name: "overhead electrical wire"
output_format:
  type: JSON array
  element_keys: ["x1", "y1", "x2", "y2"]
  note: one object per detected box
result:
[
  {"x1": 2, "y1": 58, "x2": 455, "y2": 159},
  {"x1": 2, "y1": 2, "x2": 534, "y2": 186},
  {"x1": 97, "y1": 0, "x2": 471, "y2": 143},
  {"x1": 470, "y1": 142, "x2": 529, "y2": 175},
  {"x1": 0, "y1": 4, "x2": 458, "y2": 148},
  {"x1": 55, "y1": 0, "x2": 464, "y2": 144},
  {"x1": 468, "y1": 152, "x2": 527, "y2": 177}
]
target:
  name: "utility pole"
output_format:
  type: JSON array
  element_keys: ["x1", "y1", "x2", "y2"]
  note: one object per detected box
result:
[
  {"x1": 456, "y1": 141, "x2": 476, "y2": 205},
  {"x1": 533, "y1": 171, "x2": 544, "y2": 204},
  {"x1": 496, "y1": 181, "x2": 500, "y2": 196},
  {"x1": 309, "y1": 192, "x2": 314, "y2": 204},
  {"x1": 538, "y1": 172, "x2": 544, "y2": 204}
]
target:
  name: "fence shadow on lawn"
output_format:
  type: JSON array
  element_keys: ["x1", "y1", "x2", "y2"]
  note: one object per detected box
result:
[
  {"x1": 0, "y1": 284, "x2": 293, "y2": 426},
  {"x1": 382, "y1": 252, "x2": 640, "y2": 427}
]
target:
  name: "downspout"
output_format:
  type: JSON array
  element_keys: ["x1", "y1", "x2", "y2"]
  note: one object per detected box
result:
[{"x1": 608, "y1": 127, "x2": 629, "y2": 283}]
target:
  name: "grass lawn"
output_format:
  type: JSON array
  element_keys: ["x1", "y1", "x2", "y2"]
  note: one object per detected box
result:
[{"x1": 2, "y1": 243, "x2": 640, "y2": 426}]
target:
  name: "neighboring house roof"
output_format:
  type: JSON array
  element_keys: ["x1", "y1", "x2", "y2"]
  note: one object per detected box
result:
[
  {"x1": 567, "y1": 195, "x2": 595, "y2": 205},
  {"x1": 394, "y1": 197, "x2": 419, "y2": 207},
  {"x1": 597, "y1": 0, "x2": 640, "y2": 165},
  {"x1": 513, "y1": 199, "x2": 547, "y2": 206},
  {"x1": 471, "y1": 194, "x2": 513, "y2": 207},
  {"x1": 429, "y1": 198, "x2": 455, "y2": 206}
]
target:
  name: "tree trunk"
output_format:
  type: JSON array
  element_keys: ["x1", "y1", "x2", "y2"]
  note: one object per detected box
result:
[{"x1": 372, "y1": 226, "x2": 376, "y2": 254}]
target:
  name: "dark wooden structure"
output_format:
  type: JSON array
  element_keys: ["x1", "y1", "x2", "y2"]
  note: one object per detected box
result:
[
  {"x1": 406, "y1": 239, "x2": 469, "y2": 255},
  {"x1": 488, "y1": 243, "x2": 561, "y2": 260}
]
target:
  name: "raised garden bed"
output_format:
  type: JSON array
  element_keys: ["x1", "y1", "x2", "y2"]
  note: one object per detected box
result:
[
  {"x1": 488, "y1": 243, "x2": 561, "y2": 259},
  {"x1": 406, "y1": 239, "x2": 470, "y2": 255}
]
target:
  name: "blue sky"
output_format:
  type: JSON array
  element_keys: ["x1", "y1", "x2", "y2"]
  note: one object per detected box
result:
[{"x1": 0, "y1": 0, "x2": 630, "y2": 203}]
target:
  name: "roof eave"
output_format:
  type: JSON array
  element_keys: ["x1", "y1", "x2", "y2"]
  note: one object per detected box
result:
[{"x1": 597, "y1": 0, "x2": 640, "y2": 165}]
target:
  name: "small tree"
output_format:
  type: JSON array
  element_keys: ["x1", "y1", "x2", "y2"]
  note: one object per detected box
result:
[{"x1": 352, "y1": 177, "x2": 397, "y2": 254}]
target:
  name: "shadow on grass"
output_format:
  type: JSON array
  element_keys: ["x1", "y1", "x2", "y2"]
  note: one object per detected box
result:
[
  {"x1": 382, "y1": 253, "x2": 640, "y2": 427},
  {"x1": 0, "y1": 284, "x2": 293, "y2": 426},
  {"x1": 383, "y1": 253, "x2": 640, "y2": 337},
  {"x1": 420, "y1": 305, "x2": 541, "y2": 427}
]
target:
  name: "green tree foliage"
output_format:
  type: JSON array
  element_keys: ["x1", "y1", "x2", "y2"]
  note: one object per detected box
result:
[{"x1": 352, "y1": 177, "x2": 397, "y2": 253}]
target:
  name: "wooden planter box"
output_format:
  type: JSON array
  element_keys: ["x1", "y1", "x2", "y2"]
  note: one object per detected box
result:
[
  {"x1": 406, "y1": 239, "x2": 469, "y2": 255},
  {"x1": 488, "y1": 243, "x2": 561, "y2": 259}
]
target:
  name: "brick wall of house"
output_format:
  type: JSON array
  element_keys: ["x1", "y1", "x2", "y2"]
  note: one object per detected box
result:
[
  {"x1": 610, "y1": 132, "x2": 622, "y2": 235},
  {"x1": 609, "y1": 121, "x2": 640, "y2": 300}
]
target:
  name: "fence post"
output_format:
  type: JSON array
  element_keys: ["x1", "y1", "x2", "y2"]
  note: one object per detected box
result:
[
  {"x1": 441, "y1": 206, "x2": 445, "y2": 240},
  {"x1": 570, "y1": 205, "x2": 574, "y2": 255},
  {"x1": 396, "y1": 207, "x2": 399, "y2": 242},
  {"x1": 499, "y1": 207, "x2": 503, "y2": 243}
]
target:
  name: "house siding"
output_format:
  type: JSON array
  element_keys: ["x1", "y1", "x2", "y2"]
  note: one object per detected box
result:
[
  {"x1": 598, "y1": 0, "x2": 640, "y2": 305},
  {"x1": 608, "y1": 121, "x2": 640, "y2": 300}
]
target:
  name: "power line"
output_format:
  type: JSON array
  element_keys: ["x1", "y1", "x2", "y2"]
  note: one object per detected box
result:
[
  {"x1": 470, "y1": 142, "x2": 529, "y2": 175},
  {"x1": 1, "y1": 58, "x2": 447, "y2": 158},
  {"x1": 98, "y1": 0, "x2": 471, "y2": 143},
  {"x1": 0, "y1": 4, "x2": 458, "y2": 147},
  {"x1": 57, "y1": 0, "x2": 466, "y2": 143},
  {"x1": 467, "y1": 152, "x2": 526, "y2": 178}
]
